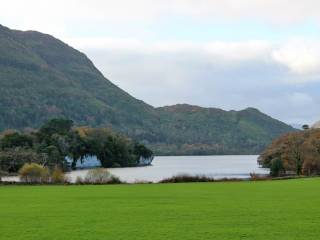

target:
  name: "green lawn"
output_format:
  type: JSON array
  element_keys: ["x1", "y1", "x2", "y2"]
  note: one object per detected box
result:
[{"x1": 1, "y1": 179, "x2": 320, "y2": 240}]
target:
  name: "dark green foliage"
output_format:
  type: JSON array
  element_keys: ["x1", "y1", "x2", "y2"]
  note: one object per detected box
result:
[
  {"x1": 0, "y1": 132, "x2": 33, "y2": 149},
  {"x1": 134, "y1": 142, "x2": 153, "y2": 158},
  {"x1": 302, "y1": 124, "x2": 309, "y2": 130},
  {"x1": 78, "y1": 128, "x2": 139, "y2": 168},
  {"x1": 0, "y1": 119, "x2": 153, "y2": 173},
  {"x1": 159, "y1": 174, "x2": 216, "y2": 183},
  {"x1": 270, "y1": 158, "x2": 285, "y2": 177},
  {"x1": 0, "y1": 25, "x2": 295, "y2": 155},
  {"x1": 38, "y1": 118, "x2": 74, "y2": 139}
]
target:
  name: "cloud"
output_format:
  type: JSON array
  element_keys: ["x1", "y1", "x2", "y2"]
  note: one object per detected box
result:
[
  {"x1": 67, "y1": 37, "x2": 271, "y2": 60},
  {"x1": 272, "y1": 40, "x2": 320, "y2": 76},
  {"x1": 2, "y1": 0, "x2": 320, "y2": 36},
  {"x1": 67, "y1": 36, "x2": 320, "y2": 83}
]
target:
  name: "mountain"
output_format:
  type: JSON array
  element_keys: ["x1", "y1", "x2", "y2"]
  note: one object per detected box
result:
[
  {"x1": 153, "y1": 105, "x2": 295, "y2": 155},
  {"x1": 0, "y1": 24, "x2": 295, "y2": 155}
]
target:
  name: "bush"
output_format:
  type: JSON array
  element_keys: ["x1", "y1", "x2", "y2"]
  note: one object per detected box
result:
[
  {"x1": 107, "y1": 175, "x2": 122, "y2": 184},
  {"x1": 51, "y1": 166, "x2": 67, "y2": 183},
  {"x1": 250, "y1": 172, "x2": 270, "y2": 180},
  {"x1": 85, "y1": 168, "x2": 111, "y2": 183},
  {"x1": 75, "y1": 176, "x2": 84, "y2": 184},
  {"x1": 159, "y1": 174, "x2": 215, "y2": 183},
  {"x1": 84, "y1": 168, "x2": 123, "y2": 184},
  {"x1": 133, "y1": 180, "x2": 153, "y2": 184},
  {"x1": 19, "y1": 163, "x2": 49, "y2": 183}
]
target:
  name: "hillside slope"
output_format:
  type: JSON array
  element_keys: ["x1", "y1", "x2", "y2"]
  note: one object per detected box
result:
[
  {"x1": 0, "y1": 24, "x2": 295, "y2": 155},
  {"x1": 153, "y1": 105, "x2": 294, "y2": 154}
]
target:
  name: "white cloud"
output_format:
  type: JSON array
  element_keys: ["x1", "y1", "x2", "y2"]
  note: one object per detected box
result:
[
  {"x1": 67, "y1": 37, "x2": 271, "y2": 61},
  {"x1": 67, "y1": 36, "x2": 320, "y2": 81},
  {"x1": 2, "y1": 0, "x2": 320, "y2": 36},
  {"x1": 272, "y1": 40, "x2": 320, "y2": 76}
]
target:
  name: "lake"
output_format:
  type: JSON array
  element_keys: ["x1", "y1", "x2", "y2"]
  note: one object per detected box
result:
[
  {"x1": 67, "y1": 155, "x2": 268, "y2": 183},
  {"x1": 2, "y1": 155, "x2": 269, "y2": 183}
]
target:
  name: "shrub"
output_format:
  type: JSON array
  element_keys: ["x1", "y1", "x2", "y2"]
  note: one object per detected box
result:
[
  {"x1": 159, "y1": 174, "x2": 215, "y2": 183},
  {"x1": 85, "y1": 168, "x2": 110, "y2": 183},
  {"x1": 250, "y1": 172, "x2": 270, "y2": 181},
  {"x1": 107, "y1": 175, "x2": 122, "y2": 184},
  {"x1": 133, "y1": 180, "x2": 153, "y2": 184},
  {"x1": 83, "y1": 168, "x2": 122, "y2": 184},
  {"x1": 51, "y1": 166, "x2": 67, "y2": 184},
  {"x1": 75, "y1": 176, "x2": 84, "y2": 184},
  {"x1": 19, "y1": 163, "x2": 49, "y2": 183}
]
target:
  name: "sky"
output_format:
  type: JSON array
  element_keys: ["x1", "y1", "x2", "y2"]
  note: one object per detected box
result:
[{"x1": 1, "y1": 0, "x2": 320, "y2": 125}]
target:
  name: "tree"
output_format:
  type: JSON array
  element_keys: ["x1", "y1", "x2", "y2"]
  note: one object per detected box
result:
[
  {"x1": 270, "y1": 158, "x2": 285, "y2": 177},
  {"x1": 0, "y1": 119, "x2": 153, "y2": 173},
  {"x1": 83, "y1": 128, "x2": 135, "y2": 167},
  {"x1": 0, "y1": 132, "x2": 33, "y2": 149},
  {"x1": 259, "y1": 129, "x2": 320, "y2": 176},
  {"x1": 134, "y1": 142, "x2": 153, "y2": 159},
  {"x1": 78, "y1": 128, "x2": 150, "y2": 168},
  {"x1": 301, "y1": 132, "x2": 320, "y2": 175},
  {"x1": 283, "y1": 134, "x2": 304, "y2": 175},
  {"x1": 38, "y1": 118, "x2": 74, "y2": 142},
  {"x1": 302, "y1": 124, "x2": 310, "y2": 130},
  {"x1": 0, "y1": 148, "x2": 47, "y2": 173},
  {"x1": 67, "y1": 131, "x2": 88, "y2": 169}
]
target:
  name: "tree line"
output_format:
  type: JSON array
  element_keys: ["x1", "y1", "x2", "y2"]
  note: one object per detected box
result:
[
  {"x1": 258, "y1": 129, "x2": 320, "y2": 176},
  {"x1": 0, "y1": 119, "x2": 153, "y2": 174}
]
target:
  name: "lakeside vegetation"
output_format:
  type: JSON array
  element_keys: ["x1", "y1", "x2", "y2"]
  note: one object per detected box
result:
[
  {"x1": 259, "y1": 128, "x2": 320, "y2": 177},
  {"x1": 0, "y1": 118, "x2": 153, "y2": 178},
  {"x1": 1, "y1": 178, "x2": 320, "y2": 240}
]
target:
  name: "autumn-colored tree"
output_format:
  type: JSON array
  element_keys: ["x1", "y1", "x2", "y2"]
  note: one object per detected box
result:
[{"x1": 259, "y1": 129, "x2": 320, "y2": 176}]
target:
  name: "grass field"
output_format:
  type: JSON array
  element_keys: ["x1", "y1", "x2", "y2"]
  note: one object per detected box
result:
[{"x1": 1, "y1": 179, "x2": 320, "y2": 240}]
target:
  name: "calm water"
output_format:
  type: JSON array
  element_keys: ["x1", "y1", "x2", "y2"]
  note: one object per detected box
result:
[{"x1": 67, "y1": 155, "x2": 268, "y2": 183}]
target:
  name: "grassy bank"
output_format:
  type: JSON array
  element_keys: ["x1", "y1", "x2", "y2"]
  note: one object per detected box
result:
[{"x1": 1, "y1": 178, "x2": 320, "y2": 240}]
